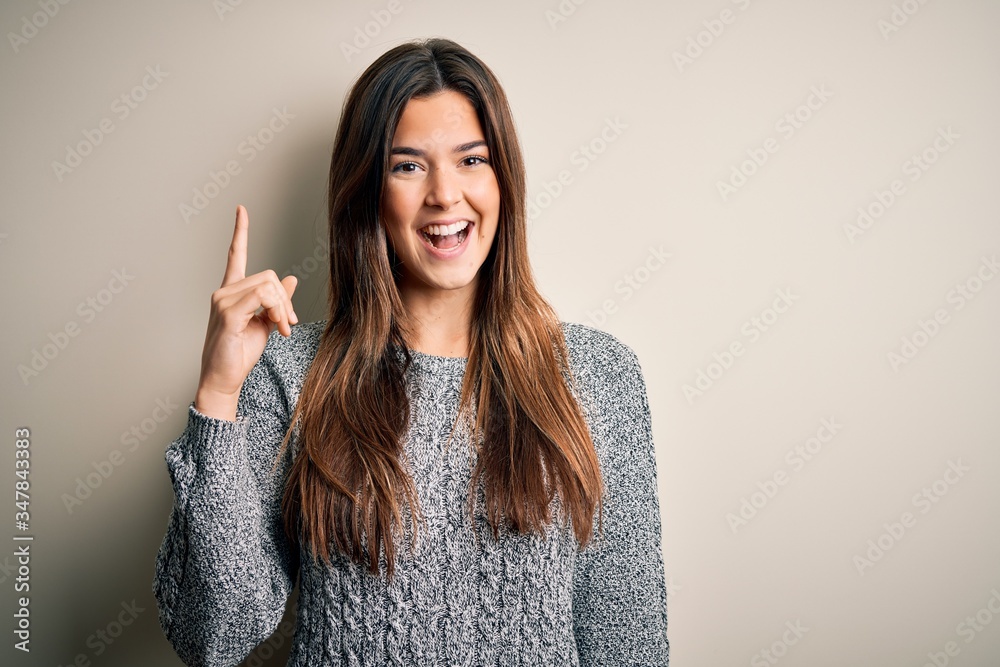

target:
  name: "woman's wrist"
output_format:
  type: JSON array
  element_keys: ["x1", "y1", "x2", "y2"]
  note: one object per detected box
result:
[{"x1": 194, "y1": 386, "x2": 240, "y2": 422}]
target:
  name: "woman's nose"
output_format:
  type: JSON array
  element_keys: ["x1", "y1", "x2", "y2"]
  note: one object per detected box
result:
[{"x1": 425, "y1": 168, "x2": 462, "y2": 209}]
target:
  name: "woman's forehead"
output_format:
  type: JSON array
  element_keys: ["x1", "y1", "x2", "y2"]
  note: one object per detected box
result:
[{"x1": 392, "y1": 91, "x2": 482, "y2": 146}]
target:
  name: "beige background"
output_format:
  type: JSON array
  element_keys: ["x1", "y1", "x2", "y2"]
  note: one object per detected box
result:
[{"x1": 2, "y1": 0, "x2": 999, "y2": 665}]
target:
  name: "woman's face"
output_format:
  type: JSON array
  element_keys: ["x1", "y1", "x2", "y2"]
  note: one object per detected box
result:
[{"x1": 382, "y1": 89, "x2": 500, "y2": 298}]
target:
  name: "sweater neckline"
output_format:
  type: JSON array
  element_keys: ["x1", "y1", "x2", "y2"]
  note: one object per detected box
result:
[{"x1": 403, "y1": 347, "x2": 468, "y2": 374}]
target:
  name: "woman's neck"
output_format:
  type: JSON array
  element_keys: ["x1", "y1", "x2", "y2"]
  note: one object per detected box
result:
[{"x1": 398, "y1": 281, "x2": 475, "y2": 358}]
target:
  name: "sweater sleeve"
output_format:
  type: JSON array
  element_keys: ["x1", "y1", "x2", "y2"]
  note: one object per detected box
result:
[
  {"x1": 572, "y1": 343, "x2": 670, "y2": 666},
  {"x1": 153, "y1": 339, "x2": 299, "y2": 667}
]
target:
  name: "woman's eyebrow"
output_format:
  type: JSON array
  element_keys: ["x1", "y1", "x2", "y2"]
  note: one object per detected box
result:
[{"x1": 390, "y1": 140, "x2": 487, "y2": 157}]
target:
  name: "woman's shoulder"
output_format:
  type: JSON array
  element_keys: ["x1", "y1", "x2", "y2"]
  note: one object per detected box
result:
[
  {"x1": 557, "y1": 321, "x2": 651, "y2": 445},
  {"x1": 252, "y1": 320, "x2": 327, "y2": 398},
  {"x1": 261, "y1": 319, "x2": 326, "y2": 363},
  {"x1": 558, "y1": 320, "x2": 644, "y2": 379},
  {"x1": 557, "y1": 321, "x2": 649, "y2": 417}
]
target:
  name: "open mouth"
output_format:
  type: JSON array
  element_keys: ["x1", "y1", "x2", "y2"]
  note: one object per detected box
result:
[{"x1": 419, "y1": 220, "x2": 472, "y2": 251}]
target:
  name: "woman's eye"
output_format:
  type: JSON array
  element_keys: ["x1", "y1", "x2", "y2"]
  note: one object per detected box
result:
[{"x1": 392, "y1": 156, "x2": 488, "y2": 173}]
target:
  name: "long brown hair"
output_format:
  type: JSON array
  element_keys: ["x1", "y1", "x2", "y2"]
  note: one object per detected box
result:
[{"x1": 277, "y1": 38, "x2": 603, "y2": 580}]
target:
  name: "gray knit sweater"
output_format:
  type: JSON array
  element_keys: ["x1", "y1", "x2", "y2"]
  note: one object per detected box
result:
[{"x1": 153, "y1": 320, "x2": 669, "y2": 666}]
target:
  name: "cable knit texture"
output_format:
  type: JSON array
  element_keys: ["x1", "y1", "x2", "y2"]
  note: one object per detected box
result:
[{"x1": 153, "y1": 320, "x2": 669, "y2": 666}]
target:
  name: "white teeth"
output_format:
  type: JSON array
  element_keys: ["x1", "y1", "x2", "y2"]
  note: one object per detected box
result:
[{"x1": 420, "y1": 220, "x2": 470, "y2": 236}]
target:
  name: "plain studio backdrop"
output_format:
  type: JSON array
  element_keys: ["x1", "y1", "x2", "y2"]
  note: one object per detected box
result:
[{"x1": 2, "y1": 0, "x2": 999, "y2": 665}]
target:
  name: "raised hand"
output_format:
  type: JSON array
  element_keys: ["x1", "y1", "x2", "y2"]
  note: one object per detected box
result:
[{"x1": 194, "y1": 205, "x2": 298, "y2": 421}]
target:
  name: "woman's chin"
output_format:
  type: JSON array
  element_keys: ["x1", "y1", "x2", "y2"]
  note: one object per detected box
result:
[{"x1": 405, "y1": 271, "x2": 479, "y2": 294}]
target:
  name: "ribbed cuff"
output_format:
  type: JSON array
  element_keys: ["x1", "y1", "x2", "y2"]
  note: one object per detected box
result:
[{"x1": 184, "y1": 402, "x2": 250, "y2": 471}]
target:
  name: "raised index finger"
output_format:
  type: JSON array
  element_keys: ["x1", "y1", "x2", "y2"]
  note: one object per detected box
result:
[{"x1": 222, "y1": 204, "x2": 249, "y2": 287}]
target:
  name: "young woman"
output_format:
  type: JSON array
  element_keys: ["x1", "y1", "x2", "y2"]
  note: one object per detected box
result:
[{"x1": 153, "y1": 38, "x2": 669, "y2": 666}]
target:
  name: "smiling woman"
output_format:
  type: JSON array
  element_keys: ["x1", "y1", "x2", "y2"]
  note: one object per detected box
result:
[
  {"x1": 152, "y1": 37, "x2": 669, "y2": 666},
  {"x1": 382, "y1": 90, "x2": 501, "y2": 333}
]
